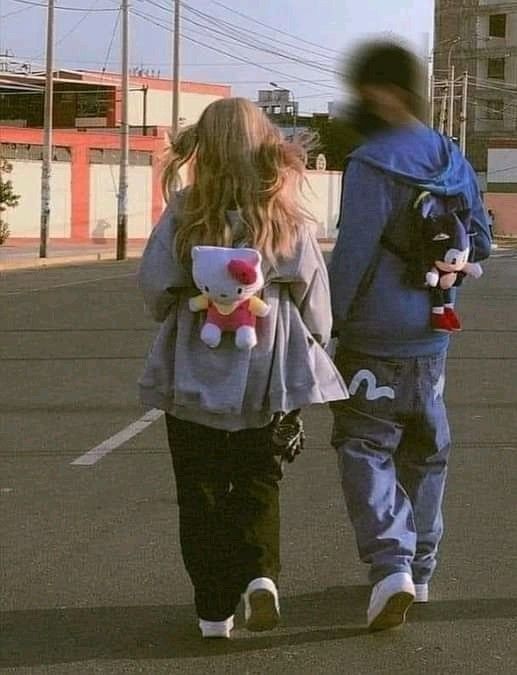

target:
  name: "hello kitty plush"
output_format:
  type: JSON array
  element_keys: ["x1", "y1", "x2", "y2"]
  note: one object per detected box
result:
[{"x1": 189, "y1": 246, "x2": 271, "y2": 349}]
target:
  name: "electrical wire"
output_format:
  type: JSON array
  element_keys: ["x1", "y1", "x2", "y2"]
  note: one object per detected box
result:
[
  {"x1": 210, "y1": 0, "x2": 340, "y2": 56},
  {"x1": 129, "y1": 6, "x2": 341, "y2": 93},
  {"x1": 138, "y1": 1, "x2": 339, "y2": 76},
  {"x1": 55, "y1": 0, "x2": 101, "y2": 47},
  {"x1": 180, "y1": 1, "x2": 336, "y2": 64},
  {"x1": 30, "y1": 0, "x2": 102, "y2": 62},
  {"x1": 0, "y1": 52, "x2": 316, "y2": 67},
  {"x1": 1, "y1": 3, "x2": 34, "y2": 18},
  {"x1": 11, "y1": 0, "x2": 118, "y2": 11},
  {"x1": 100, "y1": 7, "x2": 121, "y2": 78}
]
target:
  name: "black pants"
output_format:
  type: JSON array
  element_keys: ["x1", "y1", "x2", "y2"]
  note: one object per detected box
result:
[{"x1": 165, "y1": 414, "x2": 283, "y2": 621}]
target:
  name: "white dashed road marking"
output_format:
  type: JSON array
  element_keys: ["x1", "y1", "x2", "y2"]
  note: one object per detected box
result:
[{"x1": 71, "y1": 409, "x2": 164, "y2": 467}]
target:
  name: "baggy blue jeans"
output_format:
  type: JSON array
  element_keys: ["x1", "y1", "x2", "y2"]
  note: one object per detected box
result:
[{"x1": 330, "y1": 346, "x2": 451, "y2": 586}]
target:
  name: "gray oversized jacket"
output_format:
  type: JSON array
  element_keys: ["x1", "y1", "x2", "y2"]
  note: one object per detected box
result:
[{"x1": 138, "y1": 199, "x2": 348, "y2": 430}]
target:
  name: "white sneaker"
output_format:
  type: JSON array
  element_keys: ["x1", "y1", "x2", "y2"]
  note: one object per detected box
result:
[
  {"x1": 243, "y1": 577, "x2": 280, "y2": 632},
  {"x1": 414, "y1": 583, "x2": 429, "y2": 603},
  {"x1": 367, "y1": 572, "x2": 415, "y2": 631},
  {"x1": 199, "y1": 616, "x2": 234, "y2": 639}
]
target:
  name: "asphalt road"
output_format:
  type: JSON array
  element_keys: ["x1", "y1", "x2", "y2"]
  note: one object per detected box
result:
[{"x1": 1, "y1": 250, "x2": 516, "y2": 674}]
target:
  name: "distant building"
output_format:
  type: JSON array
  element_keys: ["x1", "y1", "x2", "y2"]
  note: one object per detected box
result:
[
  {"x1": 434, "y1": 0, "x2": 517, "y2": 172},
  {"x1": 0, "y1": 64, "x2": 230, "y2": 131},
  {"x1": 255, "y1": 89, "x2": 299, "y2": 116},
  {"x1": 0, "y1": 64, "x2": 231, "y2": 242}
]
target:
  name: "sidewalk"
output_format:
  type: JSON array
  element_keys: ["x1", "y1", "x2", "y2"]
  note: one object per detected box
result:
[
  {"x1": 0, "y1": 239, "x2": 146, "y2": 271},
  {"x1": 0, "y1": 237, "x2": 338, "y2": 271}
]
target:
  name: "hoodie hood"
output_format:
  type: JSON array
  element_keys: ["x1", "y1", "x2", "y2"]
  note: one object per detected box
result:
[{"x1": 350, "y1": 123, "x2": 476, "y2": 201}]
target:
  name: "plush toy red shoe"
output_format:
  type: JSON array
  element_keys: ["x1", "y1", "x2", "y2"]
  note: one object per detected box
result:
[
  {"x1": 444, "y1": 306, "x2": 462, "y2": 332},
  {"x1": 431, "y1": 311, "x2": 453, "y2": 333}
]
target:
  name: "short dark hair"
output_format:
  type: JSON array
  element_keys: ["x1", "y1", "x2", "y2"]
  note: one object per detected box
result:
[{"x1": 346, "y1": 40, "x2": 424, "y2": 117}]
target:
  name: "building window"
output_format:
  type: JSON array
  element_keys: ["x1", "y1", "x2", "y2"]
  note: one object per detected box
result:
[
  {"x1": 0, "y1": 142, "x2": 70, "y2": 161},
  {"x1": 89, "y1": 148, "x2": 152, "y2": 166},
  {"x1": 489, "y1": 14, "x2": 506, "y2": 39},
  {"x1": 487, "y1": 57, "x2": 505, "y2": 80},
  {"x1": 77, "y1": 92, "x2": 109, "y2": 118},
  {"x1": 486, "y1": 99, "x2": 504, "y2": 120},
  {"x1": 272, "y1": 105, "x2": 281, "y2": 114}
]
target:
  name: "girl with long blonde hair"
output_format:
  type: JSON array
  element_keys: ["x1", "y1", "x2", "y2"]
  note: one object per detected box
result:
[{"x1": 138, "y1": 97, "x2": 347, "y2": 639}]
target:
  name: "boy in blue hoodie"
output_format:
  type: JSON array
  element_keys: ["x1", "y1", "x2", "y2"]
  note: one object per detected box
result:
[{"x1": 328, "y1": 41, "x2": 491, "y2": 632}]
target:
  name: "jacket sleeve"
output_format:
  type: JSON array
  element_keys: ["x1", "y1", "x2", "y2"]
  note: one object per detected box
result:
[
  {"x1": 137, "y1": 206, "x2": 191, "y2": 322},
  {"x1": 288, "y1": 228, "x2": 333, "y2": 346},
  {"x1": 328, "y1": 159, "x2": 394, "y2": 327}
]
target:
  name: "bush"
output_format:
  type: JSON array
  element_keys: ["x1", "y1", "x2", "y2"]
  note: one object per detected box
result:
[{"x1": 0, "y1": 158, "x2": 20, "y2": 245}]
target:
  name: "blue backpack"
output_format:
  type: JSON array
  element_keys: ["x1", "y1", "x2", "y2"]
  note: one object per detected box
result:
[{"x1": 380, "y1": 189, "x2": 477, "y2": 289}]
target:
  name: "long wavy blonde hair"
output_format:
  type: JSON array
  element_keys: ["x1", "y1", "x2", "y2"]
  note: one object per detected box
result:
[{"x1": 161, "y1": 97, "x2": 313, "y2": 265}]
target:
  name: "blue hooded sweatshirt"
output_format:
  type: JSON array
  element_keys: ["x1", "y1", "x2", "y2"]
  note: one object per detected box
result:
[{"x1": 328, "y1": 123, "x2": 491, "y2": 358}]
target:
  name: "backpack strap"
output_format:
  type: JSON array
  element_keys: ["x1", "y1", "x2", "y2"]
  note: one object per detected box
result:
[
  {"x1": 347, "y1": 185, "x2": 422, "y2": 316},
  {"x1": 379, "y1": 187, "x2": 427, "y2": 263}
]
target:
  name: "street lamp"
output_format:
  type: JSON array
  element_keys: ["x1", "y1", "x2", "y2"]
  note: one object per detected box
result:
[
  {"x1": 269, "y1": 82, "x2": 297, "y2": 136},
  {"x1": 447, "y1": 36, "x2": 462, "y2": 72}
]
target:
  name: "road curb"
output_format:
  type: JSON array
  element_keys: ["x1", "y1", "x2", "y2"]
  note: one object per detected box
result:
[{"x1": 0, "y1": 253, "x2": 142, "y2": 272}]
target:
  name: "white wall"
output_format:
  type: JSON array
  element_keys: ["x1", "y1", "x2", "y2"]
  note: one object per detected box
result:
[
  {"x1": 5, "y1": 161, "x2": 344, "y2": 240},
  {"x1": 128, "y1": 90, "x2": 223, "y2": 128},
  {"x1": 487, "y1": 148, "x2": 517, "y2": 183},
  {"x1": 89, "y1": 164, "x2": 153, "y2": 239},
  {"x1": 303, "y1": 171, "x2": 342, "y2": 238},
  {"x1": 7, "y1": 160, "x2": 71, "y2": 237}
]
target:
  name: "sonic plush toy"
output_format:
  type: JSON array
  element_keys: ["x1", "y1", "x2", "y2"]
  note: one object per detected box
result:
[
  {"x1": 189, "y1": 246, "x2": 271, "y2": 349},
  {"x1": 420, "y1": 196, "x2": 483, "y2": 332}
]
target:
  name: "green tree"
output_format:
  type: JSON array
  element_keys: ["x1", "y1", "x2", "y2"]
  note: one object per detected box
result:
[
  {"x1": 0, "y1": 157, "x2": 20, "y2": 245},
  {"x1": 316, "y1": 117, "x2": 362, "y2": 171}
]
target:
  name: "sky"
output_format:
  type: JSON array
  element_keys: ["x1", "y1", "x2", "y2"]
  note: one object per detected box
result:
[{"x1": 0, "y1": 0, "x2": 434, "y2": 113}]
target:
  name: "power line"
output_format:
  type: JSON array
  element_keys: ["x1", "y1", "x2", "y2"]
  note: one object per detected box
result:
[
  {"x1": 100, "y1": 7, "x2": 121, "y2": 78},
  {"x1": 1, "y1": 3, "x2": 34, "y2": 18},
  {"x1": 129, "y1": 6, "x2": 341, "y2": 93},
  {"x1": 180, "y1": 1, "x2": 336, "y2": 63},
  {"x1": 138, "y1": 1, "x2": 339, "y2": 77},
  {"x1": 210, "y1": 0, "x2": 340, "y2": 56},
  {"x1": 55, "y1": 0, "x2": 101, "y2": 46},
  {"x1": 468, "y1": 75, "x2": 517, "y2": 94},
  {"x1": 1, "y1": 53, "x2": 327, "y2": 67},
  {"x1": 182, "y1": 6, "x2": 338, "y2": 73},
  {"x1": 181, "y1": 21, "x2": 339, "y2": 76},
  {"x1": 11, "y1": 0, "x2": 118, "y2": 11},
  {"x1": 31, "y1": 0, "x2": 102, "y2": 61}
]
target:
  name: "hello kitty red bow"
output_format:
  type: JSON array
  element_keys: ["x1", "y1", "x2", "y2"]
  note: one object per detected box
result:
[{"x1": 227, "y1": 259, "x2": 257, "y2": 285}]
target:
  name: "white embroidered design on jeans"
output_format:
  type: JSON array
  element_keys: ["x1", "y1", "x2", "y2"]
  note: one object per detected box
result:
[
  {"x1": 433, "y1": 374, "x2": 445, "y2": 400},
  {"x1": 348, "y1": 369, "x2": 396, "y2": 401}
]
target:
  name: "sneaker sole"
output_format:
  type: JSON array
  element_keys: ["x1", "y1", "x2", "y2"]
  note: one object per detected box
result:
[
  {"x1": 245, "y1": 590, "x2": 280, "y2": 632},
  {"x1": 202, "y1": 634, "x2": 230, "y2": 639},
  {"x1": 368, "y1": 591, "x2": 414, "y2": 632}
]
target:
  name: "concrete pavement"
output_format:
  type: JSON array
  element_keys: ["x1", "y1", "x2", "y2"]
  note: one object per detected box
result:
[{"x1": 1, "y1": 249, "x2": 516, "y2": 674}]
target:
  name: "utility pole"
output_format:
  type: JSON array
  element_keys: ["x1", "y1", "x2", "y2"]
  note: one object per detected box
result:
[
  {"x1": 39, "y1": 0, "x2": 55, "y2": 259},
  {"x1": 438, "y1": 84, "x2": 448, "y2": 134},
  {"x1": 291, "y1": 91, "x2": 297, "y2": 137},
  {"x1": 171, "y1": 0, "x2": 180, "y2": 137},
  {"x1": 447, "y1": 64, "x2": 455, "y2": 138},
  {"x1": 459, "y1": 70, "x2": 469, "y2": 155},
  {"x1": 117, "y1": 0, "x2": 129, "y2": 261},
  {"x1": 142, "y1": 84, "x2": 148, "y2": 136},
  {"x1": 429, "y1": 73, "x2": 435, "y2": 128}
]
